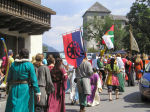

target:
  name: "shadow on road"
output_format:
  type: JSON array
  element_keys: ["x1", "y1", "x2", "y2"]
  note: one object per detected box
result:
[
  {"x1": 124, "y1": 91, "x2": 150, "y2": 109},
  {"x1": 66, "y1": 109, "x2": 79, "y2": 112},
  {"x1": 65, "y1": 102, "x2": 79, "y2": 106},
  {"x1": 124, "y1": 92, "x2": 141, "y2": 103}
]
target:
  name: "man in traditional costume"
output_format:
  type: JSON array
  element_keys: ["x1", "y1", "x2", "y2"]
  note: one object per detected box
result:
[{"x1": 76, "y1": 56, "x2": 93, "y2": 112}]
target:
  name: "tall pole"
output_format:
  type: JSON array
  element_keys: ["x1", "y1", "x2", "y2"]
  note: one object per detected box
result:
[{"x1": 129, "y1": 24, "x2": 132, "y2": 56}]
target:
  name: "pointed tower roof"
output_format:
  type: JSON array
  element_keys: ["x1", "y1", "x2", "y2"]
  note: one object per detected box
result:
[
  {"x1": 88, "y1": 2, "x2": 111, "y2": 13},
  {"x1": 83, "y1": 2, "x2": 111, "y2": 17}
]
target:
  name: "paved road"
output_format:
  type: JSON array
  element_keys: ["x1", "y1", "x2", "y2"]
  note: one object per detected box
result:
[
  {"x1": 0, "y1": 90, "x2": 6, "y2": 112},
  {"x1": 65, "y1": 85, "x2": 150, "y2": 112},
  {"x1": 1, "y1": 85, "x2": 150, "y2": 112}
]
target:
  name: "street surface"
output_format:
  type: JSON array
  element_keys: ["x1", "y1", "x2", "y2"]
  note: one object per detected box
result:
[
  {"x1": 65, "y1": 84, "x2": 150, "y2": 112},
  {"x1": 0, "y1": 89, "x2": 6, "y2": 112},
  {"x1": 0, "y1": 84, "x2": 150, "y2": 112}
]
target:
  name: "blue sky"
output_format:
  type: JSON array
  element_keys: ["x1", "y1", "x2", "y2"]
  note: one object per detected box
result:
[{"x1": 42, "y1": 0, "x2": 136, "y2": 52}]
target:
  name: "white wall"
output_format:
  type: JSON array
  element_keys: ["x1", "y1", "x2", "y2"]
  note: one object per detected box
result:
[
  {"x1": 25, "y1": 35, "x2": 42, "y2": 60},
  {"x1": 87, "y1": 38, "x2": 98, "y2": 49},
  {"x1": 0, "y1": 28, "x2": 43, "y2": 61}
]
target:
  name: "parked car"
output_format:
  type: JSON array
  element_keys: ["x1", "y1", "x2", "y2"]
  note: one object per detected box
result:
[{"x1": 139, "y1": 62, "x2": 150, "y2": 101}]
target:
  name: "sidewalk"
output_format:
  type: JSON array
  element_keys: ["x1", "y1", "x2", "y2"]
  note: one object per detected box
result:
[{"x1": 0, "y1": 100, "x2": 6, "y2": 110}]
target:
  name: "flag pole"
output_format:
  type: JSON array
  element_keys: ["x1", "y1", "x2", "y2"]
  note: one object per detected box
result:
[
  {"x1": 61, "y1": 27, "x2": 83, "y2": 36},
  {"x1": 80, "y1": 27, "x2": 86, "y2": 52},
  {"x1": 129, "y1": 24, "x2": 132, "y2": 56}
]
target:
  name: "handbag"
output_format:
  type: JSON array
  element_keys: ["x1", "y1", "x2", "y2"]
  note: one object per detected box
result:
[{"x1": 112, "y1": 74, "x2": 119, "y2": 86}]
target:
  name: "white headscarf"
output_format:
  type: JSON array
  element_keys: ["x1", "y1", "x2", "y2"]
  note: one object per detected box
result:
[{"x1": 116, "y1": 57, "x2": 124, "y2": 69}]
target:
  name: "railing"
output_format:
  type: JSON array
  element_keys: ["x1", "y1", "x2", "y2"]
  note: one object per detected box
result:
[{"x1": 0, "y1": 0, "x2": 50, "y2": 25}]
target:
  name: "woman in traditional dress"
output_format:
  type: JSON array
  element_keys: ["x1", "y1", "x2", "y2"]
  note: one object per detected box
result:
[
  {"x1": 5, "y1": 48, "x2": 41, "y2": 112},
  {"x1": 34, "y1": 53, "x2": 55, "y2": 112},
  {"x1": 97, "y1": 57, "x2": 106, "y2": 88},
  {"x1": 47, "y1": 58, "x2": 68, "y2": 112},
  {"x1": 116, "y1": 54, "x2": 125, "y2": 93},
  {"x1": 105, "y1": 58, "x2": 120, "y2": 101},
  {"x1": 134, "y1": 54, "x2": 143, "y2": 83},
  {"x1": 125, "y1": 57, "x2": 135, "y2": 86},
  {"x1": 87, "y1": 68, "x2": 102, "y2": 106},
  {"x1": 69, "y1": 69, "x2": 79, "y2": 105}
]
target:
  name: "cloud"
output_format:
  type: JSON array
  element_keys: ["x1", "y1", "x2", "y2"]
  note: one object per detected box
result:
[
  {"x1": 43, "y1": 12, "x2": 83, "y2": 51},
  {"x1": 112, "y1": 8, "x2": 130, "y2": 15},
  {"x1": 42, "y1": 0, "x2": 136, "y2": 51},
  {"x1": 42, "y1": 0, "x2": 92, "y2": 3},
  {"x1": 112, "y1": 0, "x2": 135, "y2": 6}
]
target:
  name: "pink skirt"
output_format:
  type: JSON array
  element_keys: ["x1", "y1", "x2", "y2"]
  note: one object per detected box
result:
[{"x1": 112, "y1": 74, "x2": 119, "y2": 86}]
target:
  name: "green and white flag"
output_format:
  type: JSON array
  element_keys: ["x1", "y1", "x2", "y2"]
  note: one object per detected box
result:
[{"x1": 102, "y1": 25, "x2": 114, "y2": 49}]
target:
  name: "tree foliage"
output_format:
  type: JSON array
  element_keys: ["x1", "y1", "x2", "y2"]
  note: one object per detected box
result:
[
  {"x1": 43, "y1": 45, "x2": 48, "y2": 52},
  {"x1": 83, "y1": 16, "x2": 128, "y2": 51},
  {"x1": 127, "y1": 0, "x2": 150, "y2": 53},
  {"x1": 87, "y1": 47, "x2": 99, "y2": 53}
]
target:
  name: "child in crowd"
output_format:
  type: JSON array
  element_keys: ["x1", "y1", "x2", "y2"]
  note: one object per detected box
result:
[{"x1": 87, "y1": 68, "x2": 102, "y2": 106}]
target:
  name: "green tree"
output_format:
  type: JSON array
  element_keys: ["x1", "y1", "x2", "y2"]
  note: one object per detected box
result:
[
  {"x1": 43, "y1": 45, "x2": 48, "y2": 52},
  {"x1": 127, "y1": 0, "x2": 150, "y2": 53},
  {"x1": 87, "y1": 47, "x2": 99, "y2": 53},
  {"x1": 83, "y1": 16, "x2": 128, "y2": 51}
]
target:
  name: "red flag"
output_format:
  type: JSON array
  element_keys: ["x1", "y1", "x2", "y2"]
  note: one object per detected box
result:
[
  {"x1": 63, "y1": 31, "x2": 85, "y2": 68},
  {"x1": 101, "y1": 40, "x2": 106, "y2": 45}
]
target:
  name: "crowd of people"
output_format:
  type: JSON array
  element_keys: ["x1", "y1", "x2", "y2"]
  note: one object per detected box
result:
[{"x1": 0, "y1": 48, "x2": 149, "y2": 112}]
